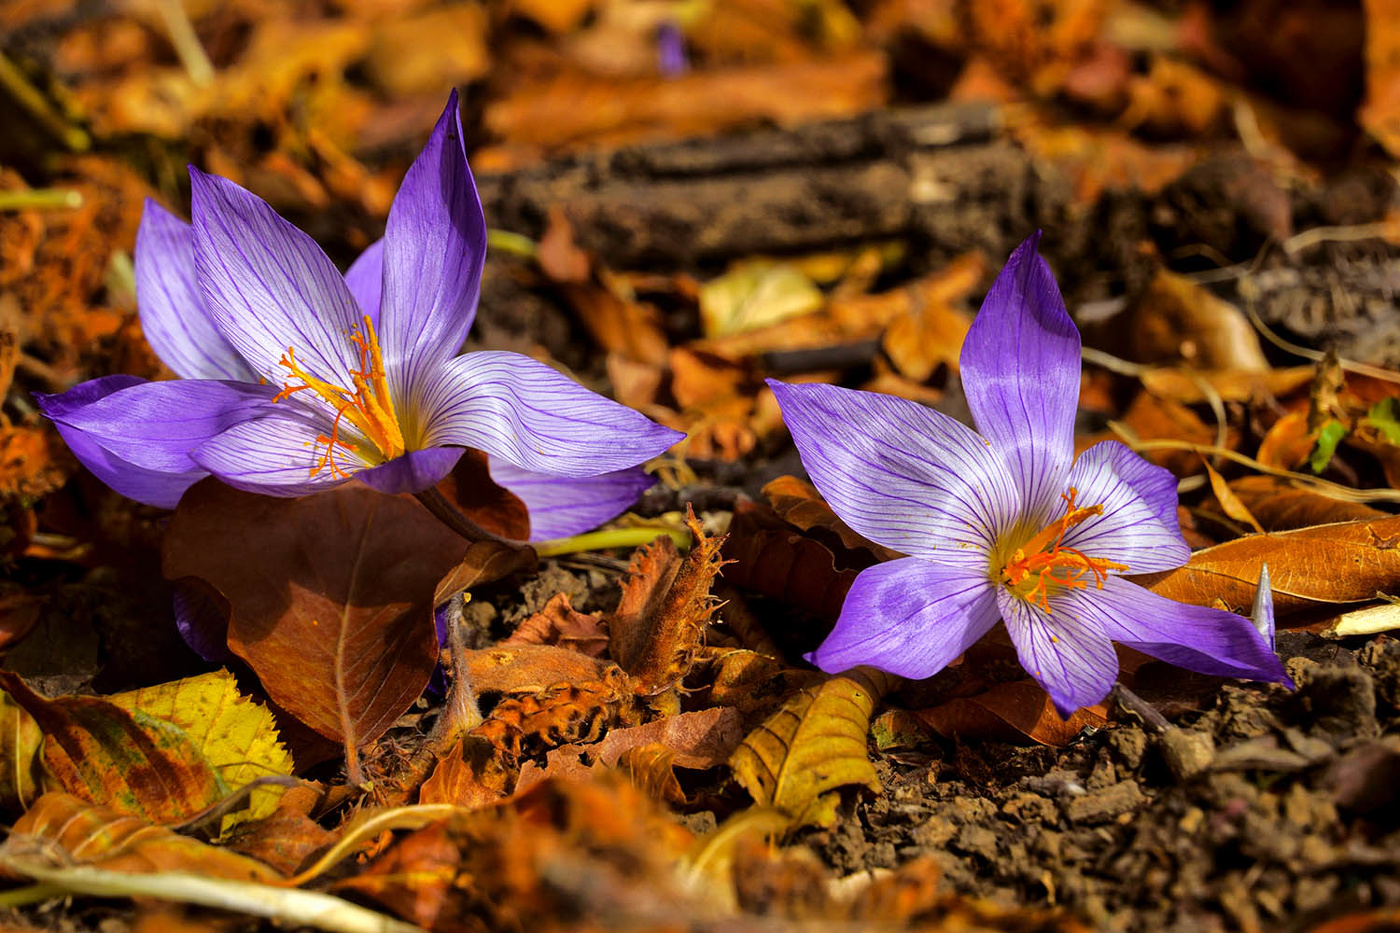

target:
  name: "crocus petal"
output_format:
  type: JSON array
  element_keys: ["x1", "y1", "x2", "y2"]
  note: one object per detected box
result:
[
  {"x1": 960, "y1": 233, "x2": 1080, "y2": 519},
  {"x1": 38, "y1": 375, "x2": 207, "y2": 509},
  {"x1": 136, "y1": 200, "x2": 256, "y2": 381},
  {"x1": 379, "y1": 90, "x2": 486, "y2": 398},
  {"x1": 39, "y1": 378, "x2": 279, "y2": 475},
  {"x1": 808, "y1": 558, "x2": 1001, "y2": 679},
  {"x1": 344, "y1": 238, "x2": 384, "y2": 325},
  {"x1": 357, "y1": 446, "x2": 465, "y2": 495},
  {"x1": 191, "y1": 409, "x2": 367, "y2": 496},
  {"x1": 1059, "y1": 440, "x2": 1190, "y2": 574},
  {"x1": 412, "y1": 352, "x2": 682, "y2": 477},
  {"x1": 1000, "y1": 588, "x2": 1119, "y2": 716},
  {"x1": 489, "y1": 460, "x2": 655, "y2": 541},
  {"x1": 189, "y1": 167, "x2": 366, "y2": 392},
  {"x1": 173, "y1": 579, "x2": 233, "y2": 664},
  {"x1": 767, "y1": 380, "x2": 1019, "y2": 567},
  {"x1": 1059, "y1": 576, "x2": 1289, "y2": 685}
]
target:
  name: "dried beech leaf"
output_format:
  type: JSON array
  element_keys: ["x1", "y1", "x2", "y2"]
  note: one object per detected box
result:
[
  {"x1": 609, "y1": 509, "x2": 727, "y2": 696},
  {"x1": 914, "y1": 680, "x2": 1109, "y2": 746},
  {"x1": 1, "y1": 792, "x2": 279, "y2": 881},
  {"x1": 1139, "y1": 515, "x2": 1400, "y2": 618},
  {"x1": 761, "y1": 475, "x2": 902, "y2": 563},
  {"x1": 728, "y1": 668, "x2": 895, "y2": 830},
  {"x1": 108, "y1": 670, "x2": 293, "y2": 834},
  {"x1": 551, "y1": 707, "x2": 746, "y2": 771},
  {"x1": 435, "y1": 449, "x2": 532, "y2": 541},
  {"x1": 502, "y1": 593, "x2": 609, "y2": 656},
  {"x1": 419, "y1": 736, "x2": 510, "y2": 809},
  {"x1": 463, "y1": 645, "x2": 609, "y2": 695},
  {"x1": 1202, "y1": 460, "x2": 1263, "y2": 533},
  {"x1": 0, "y1": 672, "x2": 224, "y2": 825},
  {"x1": 724, "y1": 502, "x2": 860, "y2": 622},
  {"x1": 164, "y1": 480, "x2": 465, "y2": 747},
  {"x1": 1228, "y1": 475, "x2": 1387, "y2": 531},
  {"x1": 707, "y1": 650, "x2": 821, "y2": 718},
  {"x1": 435, "y1": 539, "x2": 538, "y2": 606}
]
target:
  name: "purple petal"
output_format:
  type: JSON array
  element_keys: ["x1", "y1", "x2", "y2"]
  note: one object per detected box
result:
[
  {"x1": 1000, "y1": 588, "x2": 1119, "y2": 716},
  {"x1": 345, "y1": 238, "x2": 384, "y2": 326},
  {"x1": 961, "y1": 234, "x2": 1081, "y2": 519},
  {"x1": 173, "y1": 578, "x2": 233, "y2": 663},
  {"x1": 1059, "y1": 576, "x2": 1289, "y2": 685},
  {"x1": 380, "y1": 90, "x2": 486, "y2": 399},
  {"x1": 767, "y1": 379, "x2": 1020, "y2": 568},
  {"x1": 39, "y1": 378, "x2": 279, "y2": 475},
  {"x1": 1059, "y1": 440, "x2": 1190, "y2": 574},
  {"x1": 808, "y1": 558, "x2": 1000, "y2": 678},
  {"x1": 189, "y1": 167, "x2": 365, "y2": 394},
  {"x1": 136, "y1": 200, "x2": 256, "y2": 381},
  {"x1": 357, "y1": 446, "x2": 465, "y2": 495},
  {"x1": 191, "y1": 409, "x2": 364, "y2": 496},
  {"x1": 489, "y1": 460, "x2": 655, "y2": 541},
  {"x1": 411, "y1": 352, "x2": 682, "y2": 477},
  {"x1": 39, "y1": 375, "x2": 207, "y2": 508}
]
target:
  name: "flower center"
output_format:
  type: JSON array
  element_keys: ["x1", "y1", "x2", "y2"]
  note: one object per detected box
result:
[
  {"x1": 997, "y1": 488, "x2": 1128, "y2": 611},
  {"x1": 271, "y1": 315, "x2": 405, "y2": 477}
]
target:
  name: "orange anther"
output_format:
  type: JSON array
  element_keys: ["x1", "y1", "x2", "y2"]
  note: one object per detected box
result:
[{"x1": 999, "y1": 488, "x2": 1127, "y2": 611}]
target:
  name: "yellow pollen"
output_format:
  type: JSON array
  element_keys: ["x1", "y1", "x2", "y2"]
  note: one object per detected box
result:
[
  {"x1": 998, "y1": 487, "x2": 1128, "y2": 612},
  {"x1": 271, "y1": 315, "x2": 405, "y2": 477}
]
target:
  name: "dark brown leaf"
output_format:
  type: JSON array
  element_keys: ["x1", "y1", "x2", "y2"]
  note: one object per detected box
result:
[{"x1": 164, "y1": 480, "x2": 465, "y2": 751}]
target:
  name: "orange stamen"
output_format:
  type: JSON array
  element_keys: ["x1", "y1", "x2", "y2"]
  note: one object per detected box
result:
[
  {"x1": 998, "y1": 488, "x2": 1128, "y2": 611},
  {"x1": 271, "y1": 315, "x2": 405, "y2": 477}
]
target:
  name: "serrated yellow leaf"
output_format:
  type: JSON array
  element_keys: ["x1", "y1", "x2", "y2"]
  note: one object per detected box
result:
[
  {"x1": 109, "y1": 670, "x2": 293, "y2": 833},
  {"x1": 727, "y1": 667, "x2": 895, "y2": 831}
]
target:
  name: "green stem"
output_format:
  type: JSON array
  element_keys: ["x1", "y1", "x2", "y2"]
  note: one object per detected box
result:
[
  {"x1": 0, "y1": 52, "x2": 90, "y2": 152},
  {"x1": 0, "y1": 883, "x2": 65, "y2": 909},
  {"x1": 533, "y1": 526, "x2": 689, "y2": 558},
  {"x1": 0, "y1": 188, "x2": 83, "y2": 211},
  {"x1": 486, "y1": 229, "x2": 539, "y2": 260}
]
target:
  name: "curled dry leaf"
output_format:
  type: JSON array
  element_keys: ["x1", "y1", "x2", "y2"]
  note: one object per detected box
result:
[
  {"x1": 1, "y1": 792, "x2": 278, "y2": 882},
  {"x1": 618, "y1": 744, "x2": 686, "y2": 804},
  {"x1": 419, "y1": 736, "x2": 511, "y2": 809},
  {"x1": 761, "y1": 475, "x2": 902, "y2": 563},
  {"x1": 723, "y1": 500, "x2": 861, "y2": 622},
  {"x1": 1139, "y1": 515, "x2": 1400, "y2": 619},
  {"x1": 609, "y1": 507, "x2": 727, "y2": 698},
  {"x1": 164, "y1": 480, "x2": 465, "y2": 751},
  {"x1": 501, "y1": 592, "x2": 609, "y2": 656},
  {"x1": 108, "y1": 670, "x2": 293, "y2": 834},
  {"x1": 1228, "y1": 475, "x2": 1387, "y2": 531},
  {"x1": 728, "y1": 667, "x2": 896, "y2": 831},
  {"x1": 914, "y1": 680, "x2": 1110, "y2": 747},
  {"x1": 1202, "y1": 459, "x2": 1263, "y2": 534},
  {"x1": 0, "y1": 672, "x2": 224, "y2": 825}
]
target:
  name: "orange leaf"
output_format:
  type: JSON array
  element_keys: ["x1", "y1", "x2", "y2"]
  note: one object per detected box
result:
[
  {"x1": 1139, "y1": 515, "x2": 1400, "y2": 618},
  {"x1": 3, "y1": 792, "x2": 278, "y2": 880},
  {"x1": 1228, "y1": 475, "x2": 1387, "y2": 531},
  {"x1": 501, "y1": 592, "x2": 608, "y2": 656},
  {"x1": 761, "y1": 475, "x2": 902, "y2": 564},
  {"x1": 914, "y1": 680, "x2": 1108, "y2": 746}
]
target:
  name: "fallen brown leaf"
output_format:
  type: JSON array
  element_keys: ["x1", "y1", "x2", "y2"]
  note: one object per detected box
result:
[
  {"x1": 914, "y1": 679, "x2": 1109, "y2": 746},
  {"x1": 1228, "y1": 475, "x2": 1387, "y2": 531},
  {"x1": 164, "y1": 480, "x2": 465, "y2": 769}
]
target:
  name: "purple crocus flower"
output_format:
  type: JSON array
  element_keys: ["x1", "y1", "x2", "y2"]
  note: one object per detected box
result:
[
  {"x1": 769, "y1": 234, "x2": 1288, "y2": 715},
  {"x1": 38, "y1": 92, "x2": 681, "y2": 541}
]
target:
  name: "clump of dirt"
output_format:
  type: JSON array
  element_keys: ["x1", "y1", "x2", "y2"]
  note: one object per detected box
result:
[{"x1": 797, "y1": 634, "x2": 1400, "y2": 932}]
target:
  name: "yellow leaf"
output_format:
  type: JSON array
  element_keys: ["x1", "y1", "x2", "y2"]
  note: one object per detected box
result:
[
  {"x1": 700, "y1": 262, "x2": 823, "y2": 337},
  {"x1": 109, "y1": 670, "x2": 293, "y2": 834},
  {"x1": 728, "y1": 667, "x2": 894, "y2": 830},
  {"x1": 0, "y1": 690, "x2": 48, "y2": 811}
]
